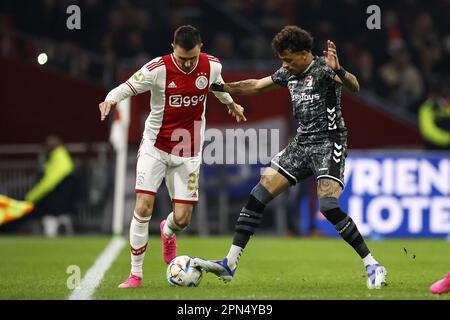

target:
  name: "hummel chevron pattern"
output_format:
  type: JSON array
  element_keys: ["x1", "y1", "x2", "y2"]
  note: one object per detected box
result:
[
  {"x1": 333, "y1": 143, "x2": 342, "y2": 163},
  {"x1": 327, "y1": 107, "x2": 337, "y2": 130}
]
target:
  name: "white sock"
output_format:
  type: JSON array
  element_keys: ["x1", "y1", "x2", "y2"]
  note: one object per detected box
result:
[
  {"x1": 163, "y1": 212, "x2": 184, "y2": 238},
  {"x1": 226, "y1": 245, "x2": 243, "y2": 270},
  {"x1": 362, "y1": 253, "x2": 379, "y2": 267},
  {"x1": 129, "y1": 212, "x2": 151, "y2": 278}
]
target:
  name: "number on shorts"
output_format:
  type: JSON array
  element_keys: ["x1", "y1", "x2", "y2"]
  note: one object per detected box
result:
[{"x1": 187, "y1": 172, "x2": 199, "y2": 192}]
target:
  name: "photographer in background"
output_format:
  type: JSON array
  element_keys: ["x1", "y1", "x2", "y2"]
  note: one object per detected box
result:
[
  {"x1": 23, "y1": 135, "x2": 76, "y2": 237},
  {"x1": 418, "y1": 78, "x2": 450, "y2": 150}
]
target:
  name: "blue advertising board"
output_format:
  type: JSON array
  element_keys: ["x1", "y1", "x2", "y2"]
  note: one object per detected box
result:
[{"x1": 300, "y1": 151, "x2": 450, "y2": 238}]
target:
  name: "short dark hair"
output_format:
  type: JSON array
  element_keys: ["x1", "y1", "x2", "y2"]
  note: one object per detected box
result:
[
  {"x1": 271, "y1": 26, "x2": 313, "y2": 54},
  {"x1": 173, "y1": 25, "x2": 202, "y2": 50}
]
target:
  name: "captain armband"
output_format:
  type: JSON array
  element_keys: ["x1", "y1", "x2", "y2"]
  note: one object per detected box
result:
[{"x1": 210, "y1": 83, "x2": 225, "y2": 92}]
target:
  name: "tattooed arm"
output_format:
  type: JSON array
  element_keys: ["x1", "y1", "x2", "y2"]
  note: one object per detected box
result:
[
  {"x1": 333, "y1": 71, "x2": 360, "y2": 93},
  {"x1": 211, "y1": 76, "x2": 281, "y2": 95}
]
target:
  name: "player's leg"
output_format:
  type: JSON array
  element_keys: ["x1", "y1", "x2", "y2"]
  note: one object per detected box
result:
[
  {"x1": 159, "y1": 203, "x2": 194, "y2": 264},
  {"x1": 118, "y1": 140, "x2": 166, "y2": 288},
  {"x1": 317, "y1": 178, "x2": 373, "y2": 257},
  {"x1": 312, "y1": 137, "x2": 387, "y2": 289},
  {"x1": 223, "y1": 143, "x2": 309, "y2": 273},
  {"x1": 193, "y1": 167, "x2": 291, "y2": 281},
  {"x1": 118, "y1": 193, "x2": 155, "y2": 289},
  {"x1": 131, "y1": 194, "x2": 154, "y2": 270},
  {"x1": 193, "y1": 142, "x2": 309, "y2": 281},
  {"x1": 162, "y1": 203, "x2": 193, "y2": 238},
  {"x1": 317, "y1": 178, "x2": 387, "y2": 289},
  {"x1": 160, "y1": 155, "x2": 199, "y2": 264},
  {"x1": 227, "y1": 167, "x2": 290, "y2": 268}
]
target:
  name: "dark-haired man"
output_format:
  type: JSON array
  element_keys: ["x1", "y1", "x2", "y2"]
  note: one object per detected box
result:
[
  {"x1": 99, "y1": 25, "x2": 246, "y2": 288},
  {"x1": 194, "y1": 25, "x2": 387, "y2": 289}
]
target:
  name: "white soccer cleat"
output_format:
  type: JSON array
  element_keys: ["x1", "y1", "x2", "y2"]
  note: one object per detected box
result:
[
  {"x1": 365, "y1": 264, "x2": 388, "y2": 289},
  {"x1": 191, "y1": 257, "x2": 235, "y2": 283}
]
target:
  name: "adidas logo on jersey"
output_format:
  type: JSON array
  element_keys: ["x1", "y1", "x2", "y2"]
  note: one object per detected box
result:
[{"x1": 168, "y1": 81, "x2": 177, "y2": 88}]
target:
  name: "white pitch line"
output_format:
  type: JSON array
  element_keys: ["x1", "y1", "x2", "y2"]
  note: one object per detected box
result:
[{"x1": 68, "y1": 237, "x2": 126, "y2": 300}]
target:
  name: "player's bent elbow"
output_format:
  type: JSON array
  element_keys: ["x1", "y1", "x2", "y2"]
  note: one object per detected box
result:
[{"x1": 350, "y1": 83, "x2": 360, "y2": 92}]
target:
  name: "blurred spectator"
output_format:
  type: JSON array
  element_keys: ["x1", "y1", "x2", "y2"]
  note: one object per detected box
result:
[
  {"x1": 411, "y1": 11, "x2": 444, "y2": 90},
  {"x1": 24, "y1": 135, "x2": 76, "y2": 237},
  {"x1": 410, "y1": 12, "x2": 440, "y2": 52},
  {"x1": 253, "y1": 0, "x2": 288, "y2": 36},
  {"x1": 241, "y1": 34, "x2": 272, "y2": 59},
  {"x1": 418, "y1": 79, "x2": 450, "y2": 150},
  {"x1": 383, "y1": 10, "x2": 405, "y2": 55},
  {"x1": 69, "y1": 50, "x2": 90, "y2": 80},
  {"x1": 418, "y1": 45, "x2": 443, "y2": 90},
  {"x1": 222, "y1": 0, "x2": 247, "y2": 14},
  {"x1": 353, "y1": 50, "x2": 375, "y2": 91},
  {"x1": 314, "y1": 19, "x2": 336, "y2": 53},
  {"x1": 378, "y1": 46, "x2": 424, "y2": 113},
  {"x1": 211, "y1": 33, "x2": 236, "y2": 60},
  {"x1": 101, "y1": 46, "x2": 117, "y2": 87}
]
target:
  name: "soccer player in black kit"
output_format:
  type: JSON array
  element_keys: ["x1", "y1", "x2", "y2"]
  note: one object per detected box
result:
[{"x1": 193, "y1": 26, "x2": 387, "y2": 289}]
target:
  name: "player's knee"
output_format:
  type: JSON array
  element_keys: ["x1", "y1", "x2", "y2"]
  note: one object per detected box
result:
[
  {"x1": 134, "y1": 204, "x2": 153, "y2": 217},
  {"x1": 135, "y1": 208, "x2": 152, "y2": 218},
  {"x1": 319, "y1": 196, "x2": 340, "y2": 213},
  {"x1": 173, "y1": 206, "x2": 193, "y2": 228},
  {"x1": 259, "y1": 175, "x2": 272, "y2": 189},
  {"x1": 134, "y1": 195, "x2": 154, "y2": 217},
  {"x1": 173, "y1": 213, "x2": 191, "y2": 229}
]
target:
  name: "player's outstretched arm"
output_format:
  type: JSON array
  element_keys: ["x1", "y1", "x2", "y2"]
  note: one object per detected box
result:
[
  {"x1": 323, "y1": 40, "x2": 360, "y2": 92},
  {"x1": 99, "y1": 61, "x2": 156, "y2": 121},
  {"x1": 226, "y1": 101, "x2": 247, "y2": 122},
  {"x1": 211, "y1": 76, "x2": 281, "y2": 96},
  {"x1": 99, "y1": 100, "x2": 117, "y2": 121}
]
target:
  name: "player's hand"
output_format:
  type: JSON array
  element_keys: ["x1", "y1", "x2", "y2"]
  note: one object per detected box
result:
[
  {"x1": 323, "y1": 40, "x2": 340, "y2": 71},
  {"x1": 99, "y1": 100, "x2": 117, "y2": 121},
  {"x1": 227, "y1": 102, "x2": 247, "y2": 123}
]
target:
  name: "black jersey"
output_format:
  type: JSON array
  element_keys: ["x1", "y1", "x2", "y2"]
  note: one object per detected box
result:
[{"x1": 271, "y1": 56, "x2": 347, "y2": 136}]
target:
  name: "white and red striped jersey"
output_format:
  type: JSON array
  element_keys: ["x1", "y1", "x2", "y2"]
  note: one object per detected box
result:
[{"x1": 105, "y1": 53, "x2": 233, "y2": 157}]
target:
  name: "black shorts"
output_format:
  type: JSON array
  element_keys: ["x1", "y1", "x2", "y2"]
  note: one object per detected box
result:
[{"x1": 270, "y1": 134, "x2": 347, "y2": 188}]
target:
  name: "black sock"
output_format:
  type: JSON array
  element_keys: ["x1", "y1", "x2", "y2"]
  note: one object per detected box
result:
[
  {"x1": 322, "y1": 207, "x2": 370, "y2": 258},
  {"x1": 232, "y1": 184, "x2": 273, "y2": 248}
]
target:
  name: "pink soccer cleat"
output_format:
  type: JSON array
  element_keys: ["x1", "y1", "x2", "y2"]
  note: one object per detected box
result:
[
  {"x1": 117, "y1": 274, "x2": 142, "y2": 288},
  {"x1": 430, "y1": 272, "x2": 450, "y2": 294},
  {"x1": 160, "y1": 219, "x2": 177, "y2": 264}
]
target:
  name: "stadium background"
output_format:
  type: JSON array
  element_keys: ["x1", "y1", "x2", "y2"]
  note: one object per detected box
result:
[{"x1": 0, "y1": 0, "x2": 449, "y2": 301}]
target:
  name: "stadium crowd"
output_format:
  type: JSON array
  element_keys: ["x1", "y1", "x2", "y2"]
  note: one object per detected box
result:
[{"x1": 0, "y1": 0, "x2": 449, "y2": 118}]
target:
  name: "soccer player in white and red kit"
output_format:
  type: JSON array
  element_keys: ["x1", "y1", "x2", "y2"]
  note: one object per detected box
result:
[{"x1": 99, "y1": 25, "x2": 246, "y2": 288}]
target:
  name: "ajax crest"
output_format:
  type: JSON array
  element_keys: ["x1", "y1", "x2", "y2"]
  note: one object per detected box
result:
[{"x1": 195, "y1": 75, "x2": 208, "y2": 90}]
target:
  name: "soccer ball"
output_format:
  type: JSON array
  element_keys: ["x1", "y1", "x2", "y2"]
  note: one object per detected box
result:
[{"x1": 166, "y1": 255, "x2": 203, "y2": 287}]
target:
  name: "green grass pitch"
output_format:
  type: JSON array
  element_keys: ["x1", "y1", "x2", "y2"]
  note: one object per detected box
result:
[{"x1": 0, "y1": 236, "x2": 449, "y2": 300}]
